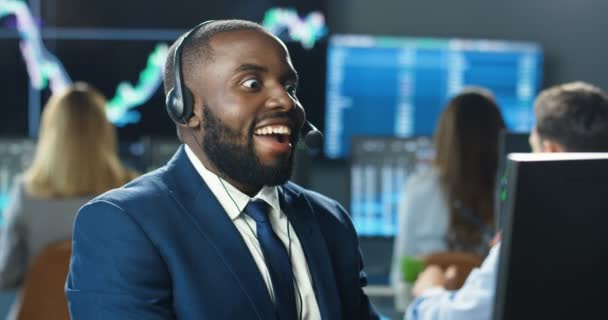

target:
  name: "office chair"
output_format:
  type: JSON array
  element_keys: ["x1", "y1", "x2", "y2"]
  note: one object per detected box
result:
[{"x1": 13, "y1": 240, "x2": 71, "y2": 320}]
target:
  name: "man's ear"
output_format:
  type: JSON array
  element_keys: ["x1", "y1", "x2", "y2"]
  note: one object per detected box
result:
[
  {"x1": 541, "y1": 139, "x2": 566, "y2": 153},
  {"x1": 186, "y1": 100, "x2": 203, "y2": 129}
]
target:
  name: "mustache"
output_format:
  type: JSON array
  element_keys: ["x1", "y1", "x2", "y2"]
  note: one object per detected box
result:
[
  {"x1": 251, "y1": 111, "x2": 302, "y2": 146},
  {"x1": 253, "y1": 111, "x2": 301, "y2": 132}
]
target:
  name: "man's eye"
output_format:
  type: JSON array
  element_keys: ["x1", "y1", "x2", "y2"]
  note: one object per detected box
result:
[{"x1": 242, "y1": 79, "x2": 261, "y2": 89}]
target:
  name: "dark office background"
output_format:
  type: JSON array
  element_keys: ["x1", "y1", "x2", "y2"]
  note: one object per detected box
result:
[
  {"x1": 327, "y1": 0, "x2": 608, "y2": 89},
  {"x1": 301, "y1": 0, "x2": 608, "y2": 209},
  {"x1": 1, "y1": 0, "x2": 606, "y2": 224},
  {"x1": 2, "y1": 0, "x2": 608, "y2": 135},
  {"x1": 2, "y1": 0, "x2": 607, "y2": 268},
  {"x1": 1, "y1": 1, "x2": 607, "y2": 318}
]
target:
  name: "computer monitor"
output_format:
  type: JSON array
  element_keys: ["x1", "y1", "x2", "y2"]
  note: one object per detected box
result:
[
  {"x1": 495, "y1": 130, "x2": 532, "y2": 228},
  {"x1": 2, "y1": 1, "x2": 329, "y2": 139},
  {"x1": 41, "y1": 0, "x2": 327, "y2": 29},
  {"x1": 0, "y1": 138, "x2": 36, "y2": 222},
  {"x1": 494, "y1": 153, "x2": 608, "y2": 320},
  {"x1": 498, "y1": 130, "x2": 532, "y2": 159},
  {"x1": 350, "y1": 136, "x2": 434, "y2": 237},
  {"x1": 0, "y1": 39, "x2": 29, "y2": 136},
  {"x1": 324, "y1": 34, "x2": 543, "y2": 159}
]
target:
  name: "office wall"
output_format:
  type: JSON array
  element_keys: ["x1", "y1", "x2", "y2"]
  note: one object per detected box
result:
[{"x1": 328, "y1": 0, "x2": 608, "y2": 90}]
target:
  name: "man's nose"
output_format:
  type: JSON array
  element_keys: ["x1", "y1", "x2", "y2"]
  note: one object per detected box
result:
[{"x1": 265, "y1": 85, "x2": 296, "y2": 112}]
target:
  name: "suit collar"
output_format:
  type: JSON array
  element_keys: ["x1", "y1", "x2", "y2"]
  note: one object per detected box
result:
[
  {"x1": 165, "y1": 146, "x2": 276, "y2": 320},
  {"x1": 183, "y1": 144, "x2": 282, "y2": 221},
  {"x1": 166, "y1": 147, "x2": 342, "y2": 319},
  {"x1": 281, "y1": 184, "x2": 343, "y2": 320}
]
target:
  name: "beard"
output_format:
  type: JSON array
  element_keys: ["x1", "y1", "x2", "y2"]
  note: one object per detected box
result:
[{"x1": 200, "y1": 105, "x2": 296, "y2": 188}]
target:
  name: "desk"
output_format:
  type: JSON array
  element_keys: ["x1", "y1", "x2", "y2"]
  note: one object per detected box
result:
[{"x1": 365, "y1": 285, "x2": 405, "y2": 320}]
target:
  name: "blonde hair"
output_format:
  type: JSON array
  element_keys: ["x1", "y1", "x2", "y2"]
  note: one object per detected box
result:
[{"x1": 24, "y1": 82, "x2": 137, "y2": 198}]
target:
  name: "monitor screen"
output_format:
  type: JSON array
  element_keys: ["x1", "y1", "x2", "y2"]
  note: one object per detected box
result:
[
  {"x1": 12, "y1": 38, "x2": 327, "y2": 143},
  {"x1": 498, "y1": 130, "x2": 532, "y2": 160},
  {"x1": 494, "y1": 153, "x2": 608, "y2": 320},
  {"x1": 350, "y1": 136, "x2": 434, "y2": 237},
  {"x1": 2, "y1": 1, "x2": 328, "y2": 140},
  {"x1": 495, "y1": 130, "x2": 532, "y2": 228},
  {"x1": 0, "y1": 38, "x2": 30, "y2": 136},
  {"x1": 324, "y1": 35, "x2": 543, "y2": 159},
  {"x1": 46, "y1": 39, "x2": 175, "y2": 141},
  {"x1": 40, "y1": 0, "x2": 326, "y2": 29},
  {"x1": 0, "y1": 138, "x2": 36, "y2": 222}
]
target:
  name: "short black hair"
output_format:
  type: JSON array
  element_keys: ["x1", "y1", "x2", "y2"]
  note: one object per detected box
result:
[
  {"x1": 535, "y1": 81, "x2": 608, "y2": 152},
  {"x1": 162, "y1": 19, "x2": 263, "y2": 95}
]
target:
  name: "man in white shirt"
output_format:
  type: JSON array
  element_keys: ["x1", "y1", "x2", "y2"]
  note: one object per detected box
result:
[
  {"x1": 406, "y1": 81, "x2": 608, "y2": 320},
  {"x1": 67, "y1": 19, "x2": 379, "y2": 320}
]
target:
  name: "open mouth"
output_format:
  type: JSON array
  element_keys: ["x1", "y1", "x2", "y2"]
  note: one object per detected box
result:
[{"x1": 253, "y1": 124, "x2": 293, "y2": 154}]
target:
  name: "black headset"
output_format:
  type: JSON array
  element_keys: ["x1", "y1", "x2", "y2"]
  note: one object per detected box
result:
[
  {"x1": 165, "y1": 20, "x2": 215, "y2": 124},
  {"x1": 165, "y1": 20, "x2": 324, "y2": 151}
]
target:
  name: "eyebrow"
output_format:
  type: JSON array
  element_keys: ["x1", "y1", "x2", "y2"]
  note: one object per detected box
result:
[
  {"x1": 234, "y1": 63, "x2": 299, "y2": 82},
  {"x1": 234, "y1": 63, "x2": 267, "y2": 74}
]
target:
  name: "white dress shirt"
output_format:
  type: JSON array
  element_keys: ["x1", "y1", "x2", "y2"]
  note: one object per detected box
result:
[
  {"x1": 405, "y1": 243, "x2": 501, "y2": 320},
  {"x1": 391, "y1": 168, "x2": 450, "y2": 287},
  {"x1": 185, "y1": 145, "x2": 321, "y2": 320}
]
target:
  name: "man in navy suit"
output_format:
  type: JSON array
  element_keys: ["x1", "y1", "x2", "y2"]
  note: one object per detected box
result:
[{"x1": 66, "y1": 19, "x2": 380, "y2": 320}]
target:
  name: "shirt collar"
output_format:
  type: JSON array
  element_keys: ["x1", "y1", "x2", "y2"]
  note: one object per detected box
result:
[{"x1": 184, "y1": 144, "x2": 282, "y2": 221}]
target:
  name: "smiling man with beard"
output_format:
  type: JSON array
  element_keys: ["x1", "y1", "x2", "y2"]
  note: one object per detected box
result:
[
  {"x1": 200, "y1": 105, "x2": 297, "y2": 192},
  {"x1": 66, "y1": 20, "x2": 380, "y2": 320}
]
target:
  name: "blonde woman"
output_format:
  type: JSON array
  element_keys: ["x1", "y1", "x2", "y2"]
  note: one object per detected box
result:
[{"x1": 0, "y1": 82, "x2": 137, "y2": 289}]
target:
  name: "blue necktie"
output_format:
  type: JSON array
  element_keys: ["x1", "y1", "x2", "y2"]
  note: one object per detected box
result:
[{"x1": 244, "y1": 199, "x2": 298, "y2": 320}]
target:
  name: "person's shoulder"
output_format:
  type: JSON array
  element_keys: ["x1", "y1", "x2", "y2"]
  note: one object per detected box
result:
[
  {"x1": 285, "y1": 181, "x2": 342, "y2": 209},
  {"x1": 86, "y1": 166, "x2": 173, "y2": 213},
  {"x1": 284, "y1": 181, "x2": 350, "y2": 223},
  {"x1": 1, "y1": 174, "x2": 27, "y2": 219},
  {"x1": 74, "y1": 166, "x2": 178, "y2": 234},
  {"x1": 408, "y1": 166, "x2": 440, "y2": 183},
  {"x1": 404, "y1": 166, "x2": 442, "y2": 192},
  {"x1": 9, "y1": 174, "x2": 27, "y2": 197}
]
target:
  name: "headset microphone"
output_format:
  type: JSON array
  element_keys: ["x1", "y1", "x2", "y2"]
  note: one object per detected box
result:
[{"x1": 302, "y1": 121, "x2": 323, "y2": 151}]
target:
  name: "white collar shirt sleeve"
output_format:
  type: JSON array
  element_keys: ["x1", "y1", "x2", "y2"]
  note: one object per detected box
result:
[{"x1": 405, "y1": 243, "x2": 501, "y2": 320}]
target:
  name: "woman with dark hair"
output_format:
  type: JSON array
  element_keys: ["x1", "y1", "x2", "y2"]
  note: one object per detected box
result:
[
  {"x1": 390, "y1": 88, "x2": 506, "y2": 291},
  {"x1": 405, "y1": 81, "x2": 608, "y2": 320}
]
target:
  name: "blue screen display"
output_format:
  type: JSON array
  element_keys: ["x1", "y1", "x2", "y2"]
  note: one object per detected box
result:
[
  {"x1": 325, "y1": 35, "x2": 543, "y2": 159},
  {"x1": 0, "y1": 139, "x2": 35, "y2": 225},
  {"x1": 350, "y1": 136, "x2": 434, "y2": 237}
]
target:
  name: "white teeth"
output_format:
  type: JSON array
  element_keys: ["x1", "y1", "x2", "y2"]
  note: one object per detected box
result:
[{"x1": 255, "y1": 125, "x2": 291, "y2": 135}]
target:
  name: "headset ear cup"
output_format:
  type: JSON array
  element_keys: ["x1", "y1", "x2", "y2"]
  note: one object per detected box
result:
[
  {"x1": 166, "y1": 20, "x2": 214, "y2": 125},
  {"x1": 181, "y1": 87, "x2": 194, "y2": 123},
  {"x1": 165, "y1": 88, "x2": 184, "y2": 124}
]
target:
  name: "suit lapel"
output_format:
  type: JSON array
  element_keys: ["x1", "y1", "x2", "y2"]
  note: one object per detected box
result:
[
  {"x1": 165, "y1": 147, "x2": 275, "y2": 320},
  {"x1": 280, "y1": 184, "x2": 342, "y2": 320}
]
